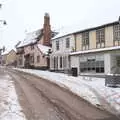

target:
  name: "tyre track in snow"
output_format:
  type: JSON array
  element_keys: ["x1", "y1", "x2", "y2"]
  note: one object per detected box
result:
[{"x1": 7, "y1": 69, "x2": 120, "y2": 120}]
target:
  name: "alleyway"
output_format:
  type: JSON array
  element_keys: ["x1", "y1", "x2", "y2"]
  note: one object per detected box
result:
[{"x1": 1, "y1": 67, "x2": 119, "y2": 120}]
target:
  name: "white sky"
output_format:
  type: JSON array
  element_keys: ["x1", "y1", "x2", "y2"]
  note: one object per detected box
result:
[{"x1": 0, "y1": 0, "x2": 120, "y2": 50}]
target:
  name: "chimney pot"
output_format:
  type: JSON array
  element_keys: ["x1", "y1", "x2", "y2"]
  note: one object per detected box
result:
[{"x1": 43, "y1": 13, "x2": 51, "y2": 46}]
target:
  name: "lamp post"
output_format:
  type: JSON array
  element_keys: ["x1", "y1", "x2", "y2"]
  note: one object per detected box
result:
[
  {"x1": 0, "y1": 46, "x2": 5, "y2": 65},
  {"x1": 0, "y1": 20, "x2": 7, "y2": 25},
  {"x1": 0, "y1": 3, "x2": 7, "y2": 65},
  {"x1": 0, "y1": 20, "x2": 7, "y2": 65}
]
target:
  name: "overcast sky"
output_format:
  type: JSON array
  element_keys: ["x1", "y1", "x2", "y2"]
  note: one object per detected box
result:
[{"x1": 0, "y1": 0, "x2": 120, "y2": 50}]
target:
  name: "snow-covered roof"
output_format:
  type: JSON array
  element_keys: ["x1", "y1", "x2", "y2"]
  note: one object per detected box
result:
[
  {"x1": 70, "y1": 46, "x2": 120, "y2": 55},
  {"x1": 2, "y1": 49, "x2": 16, "y2": 55},
  {"x1": 37, "y1": 44, "x2": 51, "y2": 55},
  {"x1": 52, "y1": 21, "x2": 118, "y2": 40},
  {"x1": 17, "y1": 29, "x2": 42, "y2": 48},
  {"x1": 52, "y1": 25, "x2": 81, "y2": 40},
  {"x1": 2, "y1": 50, "x2": 9, "y2": 55}
]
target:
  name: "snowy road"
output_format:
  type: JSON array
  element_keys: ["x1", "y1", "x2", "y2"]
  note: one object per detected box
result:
[
  {"x1": 0, "y1": 68, "x2": 26, "y2": 120},
  {"x1": 1, "y1": 68, "x2": 119, "y2": 120}
]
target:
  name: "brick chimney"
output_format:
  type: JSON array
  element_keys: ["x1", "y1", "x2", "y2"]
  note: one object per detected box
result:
[{"x1": 43, "y1": 13, "x2": 51, "y2": 46}]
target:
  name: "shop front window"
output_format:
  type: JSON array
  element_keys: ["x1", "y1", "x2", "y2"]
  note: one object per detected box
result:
[
  {"x1": 116, "y1": 56, "x2": 120, "y2": 67},
  {"x1": 80, "y1": 55, "x2": 104, "y2": 73}
]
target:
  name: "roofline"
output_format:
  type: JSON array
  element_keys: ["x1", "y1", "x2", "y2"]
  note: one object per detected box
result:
[
  {"x1": 52, "y1": 33, "x2": 74, "y2": 40},
  {"x1": 74, "y1": 21, "x2": 119, "y2": 34},
  {"x1": 17, "y1": 42, "x2": 37, "y2": 48},
  {"x1": 37, "y1": 44, "x2": 51, "y2": 56},
  {"x1": 17, "y1": 29, "x2": 56, "y2": 48},
  {"x1": 2, "y1": 49, "x2": 16, "y2": 56},
  {"x1": 36, "y1": 45, "x2": 44, "y2": 55},
  {"x1": 17, "y1": 29, "x2": 44, "y2": 48},
  {"x1": 2, "y1": 53, "x2": 7, "y2": 56},
  {"x1": 52, "y1": 21, "x2": 119, "y2": 40}
]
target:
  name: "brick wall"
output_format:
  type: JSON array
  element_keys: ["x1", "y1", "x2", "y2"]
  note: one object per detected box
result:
[{"x1": 43, "y1": 13, "x2": 51, "y2": 46}]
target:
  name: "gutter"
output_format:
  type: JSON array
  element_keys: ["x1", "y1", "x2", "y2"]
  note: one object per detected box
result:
[{"x1": 70, "y1": 46, "x2": 120, "y2": 56}]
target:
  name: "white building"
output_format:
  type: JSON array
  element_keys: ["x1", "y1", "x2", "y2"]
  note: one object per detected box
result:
[
  {"x1": 50, "y1": 17, "x2": 120, "y2": 76},
  {"x1": 50, "y1": 26, "x2": 77, "y2": 72},
  {"x1": 70, "y1": 19, "x2": 120, "y2": 75}
]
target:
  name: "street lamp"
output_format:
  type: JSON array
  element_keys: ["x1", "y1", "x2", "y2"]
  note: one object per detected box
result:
[
  {"x1": 0, "y1": 20, "x2": 7, "y2": 65},
  {"x1": 0, "y1": 46, "x2": 5, "y2": 65},
  {"x1": 0, "y1": 20, "x2": 7, "y2": 25},
  {"x1": 0, "y1": 4, "x2": 2, "y2": 8},
  {"x1": 119, "y1": 16, "x2": 120, "y2": 24},
  {"x1": 0, "y1": 20, "x2": 7, "y2": 54}
]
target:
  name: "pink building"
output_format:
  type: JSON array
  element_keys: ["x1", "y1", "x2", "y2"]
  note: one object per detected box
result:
[{"x1": 16, "y1": 13, "x2": 55, "y2": 69}]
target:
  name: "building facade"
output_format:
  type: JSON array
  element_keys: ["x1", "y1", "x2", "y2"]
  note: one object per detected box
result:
[
  {"x1": 2, "y1": 49, "x2": 17, "y2": 66},
  {"x1": 50, "y1": 33, "x2": 75, "y2": 72},
  {"x1": 50, "y1": 17, "x2": 120, "y2": 75},
  {"x1": 70, "y1": 19, "x2": 120, "y2": 75},
  {"x1": 16, "y1": 13, "x2": 54, "y2": 69}
]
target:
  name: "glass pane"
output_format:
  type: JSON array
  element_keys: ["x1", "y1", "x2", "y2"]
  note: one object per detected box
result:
[
  {"x1": 101, "y1": 67, "x2": 104, "y2": 73},
  {"x1": 96, "y1": 67, "x2": 100, "y2": 73}
]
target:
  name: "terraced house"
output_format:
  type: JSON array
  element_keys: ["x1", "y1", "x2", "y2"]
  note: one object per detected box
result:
[
  {"x1": 70, "y1": 17, "x2": 120, "y2": 75},
  {"x1": 50, "y1": 17, "x2": 120, "y2": 75}
]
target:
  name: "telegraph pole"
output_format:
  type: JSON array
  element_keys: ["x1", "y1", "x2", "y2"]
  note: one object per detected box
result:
[{"x1": 0, "y1": 3, "x2": 7, "y2": 65}]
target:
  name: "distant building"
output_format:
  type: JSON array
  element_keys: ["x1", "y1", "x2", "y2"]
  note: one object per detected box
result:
[{"x1": 2, "y1": 49, "x2": 17, "y2": 66}]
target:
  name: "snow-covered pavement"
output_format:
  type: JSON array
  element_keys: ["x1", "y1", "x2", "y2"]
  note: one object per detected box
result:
[
  {"x1": 15, "y1": 68, "x2": 120, "y2": 116},
  {"x1": 0, "y1": 71, "x2": 26, "y2": 120}
]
